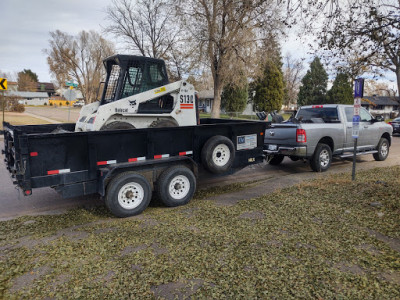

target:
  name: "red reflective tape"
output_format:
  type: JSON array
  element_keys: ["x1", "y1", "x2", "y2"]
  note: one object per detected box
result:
[
  {"x1": 154, "y1": 155, "x2": 162, "y2": 159},
  {"x1": 30, "y1": 152, "x2": 38, "y2": 157},
  {"x1": 47, "y1": 170, "x2": 59, "y2": 175},
  {"x1": 179, "y1": 152, "x2": 186, "y2": 156},
  {"x1": 128, "y1": 158, "x2": 138, "y2": 162},
  {"x1": 179, "y1": 151, "x2": 193, "y2": 156},
  {"x1": 97, "y1": 161, "x2": 107, "y2": 166}
]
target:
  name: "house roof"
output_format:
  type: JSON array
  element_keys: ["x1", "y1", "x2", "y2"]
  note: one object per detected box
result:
[
  {"x1": 198, "y1": 90, "x2": 214, "y2": 99},
  {"x1": 5, "y1": 91, "x2": 49, "y2": 98},
  {"x1": 36, "y1": 82, "x2": 55, "y2": 92},
  {"x1": 363, "y1": 96, "x2": 400, "y2": 106}
]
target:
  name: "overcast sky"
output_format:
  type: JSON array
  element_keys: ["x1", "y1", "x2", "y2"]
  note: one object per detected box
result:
[{"x1": 0, "y1": 0, "x2": 396, "y2": 92}]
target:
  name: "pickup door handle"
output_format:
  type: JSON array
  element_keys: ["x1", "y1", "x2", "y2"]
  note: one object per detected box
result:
[
  {"x1": 363, "y1": 126, "x2": 369, "y2": 128},
  {"x1": 346, "y1": 126, "x2": 352, "y2": 129}
]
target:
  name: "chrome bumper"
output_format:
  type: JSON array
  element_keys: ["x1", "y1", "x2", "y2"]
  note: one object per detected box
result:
[{"x1": 263, "y1": 145, "x2": 307, "y2": 157}]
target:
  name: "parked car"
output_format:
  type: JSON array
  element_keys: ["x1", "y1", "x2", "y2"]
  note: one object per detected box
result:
[
  {"x1": 389, "y1": 117, "x2": 400, "y2": 134},
  {"x1": 73, "y1": 100, "x2": 85, "y2": 107}
]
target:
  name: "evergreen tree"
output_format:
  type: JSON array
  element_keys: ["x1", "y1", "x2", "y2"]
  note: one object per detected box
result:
[
  {"x1": 297, "y1": 57, "x2": 328, "y2": 106},
  {"x1": 221, "y1": 78, "x2": 248, "y2": 113},
  {"x1": 327, "y1": 73, "x2": 353, "y2": 104},
  {"x1": 253, "y1": 60, "x2": 284, "y2": 112}
]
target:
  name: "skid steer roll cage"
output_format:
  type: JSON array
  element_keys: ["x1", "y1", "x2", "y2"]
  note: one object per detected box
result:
[{"x1": 100, "y1": 54, "x2": 170, "y2": 105}]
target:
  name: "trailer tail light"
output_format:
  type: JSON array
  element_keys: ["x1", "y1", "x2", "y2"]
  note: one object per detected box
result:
[
  {"x1": 296, "y1": 129, "x2": 307, "y2": 143},
  {"x1": 24, "y1": 190, "x2": 32, "y2": 196}
]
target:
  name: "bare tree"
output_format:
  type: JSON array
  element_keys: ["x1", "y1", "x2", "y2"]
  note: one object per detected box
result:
[
  {"x1": 364, "y1": 80, "x2": 397, "y2": 97},
  {"x1": 45, "y1": 30, "x2": 115, "y2": 103},
  {"x1": 176, "y1": 0, "x2": 283, "y2": 117},
  {"x1": 283, "y1": 53, "x2": 304, "y2": 108}
]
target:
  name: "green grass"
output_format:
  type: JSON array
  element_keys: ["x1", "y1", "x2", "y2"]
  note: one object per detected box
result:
[
  {"x1": 1, "y1": 166, "x2": 399, "y2": 299},
  {"x1": 200, "y1": 113, "x2": 291, "y2": 121}
]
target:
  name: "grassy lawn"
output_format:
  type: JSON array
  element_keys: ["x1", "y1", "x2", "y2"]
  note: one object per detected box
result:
[
  {"x1": 200, "y1": 112, "x2": 292, "y2": 121},
  {"x1": 0, "y1": 166, "x2": 399, "y2": 299},
  {"x1": 0, "y1": 113, "x2": 51, "y2": 130}
]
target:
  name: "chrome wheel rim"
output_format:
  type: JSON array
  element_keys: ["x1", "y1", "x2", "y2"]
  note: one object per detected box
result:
[
  {"x1": 320, "y1": 149, "x2": 330, "y2": 168},
  {"x1": 380, "y1": 142, "x2": 388, "y2": 157}
]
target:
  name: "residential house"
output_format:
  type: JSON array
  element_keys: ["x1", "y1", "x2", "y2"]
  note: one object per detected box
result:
[
  {"x1": 36, "y1": 82, "x2": 56, "y2": 97},
  {"x1": 362, "y1": 96, "x2": 400, "y2": 119},
  {"x1": 198, "y1": 90, "x2": 214, "y2": 113},
  {"x1": 6, "y1": 91, "x2": 49, "y2": 105}
]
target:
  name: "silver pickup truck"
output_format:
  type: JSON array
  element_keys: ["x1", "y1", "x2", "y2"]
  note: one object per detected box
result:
[{"x1": 264, "y1": 104, "x2": 393, "y2": 171}]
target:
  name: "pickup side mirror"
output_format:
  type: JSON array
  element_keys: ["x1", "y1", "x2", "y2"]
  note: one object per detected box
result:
[{"x1": 373, "y1": 115, "x2": 384, "y2": 122}]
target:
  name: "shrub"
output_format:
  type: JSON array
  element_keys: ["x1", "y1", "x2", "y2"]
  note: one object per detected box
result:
[
  {"x1": 44, "y1": 102, "x2": 48, "y2": 106},
  {"x1": 66, "y1": 101, "x2": 70, "y2": 106},
  {"x1": 50, "y1": 102, "x2": 53, "y2": 106}
]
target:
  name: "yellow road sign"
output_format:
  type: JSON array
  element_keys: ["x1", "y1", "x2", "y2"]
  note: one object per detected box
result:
[{"x1": 0, "y1": 78, "x2": 7, "y2": 90}]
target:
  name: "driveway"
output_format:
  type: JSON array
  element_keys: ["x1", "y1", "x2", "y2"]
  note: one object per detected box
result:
[{"x1": 0, "y1": 136, "x2": 399, "y2": 220}]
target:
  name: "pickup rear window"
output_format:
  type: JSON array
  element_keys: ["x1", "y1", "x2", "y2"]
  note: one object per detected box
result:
[{"x1": 296, "y1": 107, "x2": 340, "y2": 123}]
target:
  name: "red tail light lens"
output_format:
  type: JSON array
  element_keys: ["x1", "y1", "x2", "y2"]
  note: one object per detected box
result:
[{"x1": 296, "y1": 129, "x2": 307, "y2": 143}]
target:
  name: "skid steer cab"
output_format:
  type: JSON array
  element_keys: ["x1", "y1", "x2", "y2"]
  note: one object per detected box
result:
[{"x1": 75, "y1": 54, "x2": 198, "y2": 131}]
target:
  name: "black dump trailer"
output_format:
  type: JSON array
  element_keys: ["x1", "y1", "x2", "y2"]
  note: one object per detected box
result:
[{"x1": 2, "y1": 119, "x2": 267, "y2": 217}]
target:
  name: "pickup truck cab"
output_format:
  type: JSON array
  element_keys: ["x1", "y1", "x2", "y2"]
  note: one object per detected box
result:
[{"x1": 264, "y1": 104, "x2": 393, "y2": 171}]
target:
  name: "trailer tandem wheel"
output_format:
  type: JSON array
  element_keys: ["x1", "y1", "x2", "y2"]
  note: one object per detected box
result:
[
  {"x1": 201, "y1": 135, "x2": 235, "y2": 174},
  {"x1": 105, "y1": 172, "x2": 152, "y2": 217},
  {"x1": 156, "y1": 166, "x2": 196, "y2": 207}
]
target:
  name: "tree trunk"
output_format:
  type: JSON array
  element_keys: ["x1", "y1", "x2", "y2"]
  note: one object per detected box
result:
[{"x1": 211, "y1": 78, "x2": 222, "y2": 118}]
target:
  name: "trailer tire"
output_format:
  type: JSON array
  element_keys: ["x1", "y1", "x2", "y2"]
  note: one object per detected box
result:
[
  {"x1": 105, "y1": 172, "x2": 151, "y2": 217},
  {"x1": 201, "y1": 135, "x2": 235, "y2": 174},
  {"x1": 373, "y1": 137, "x2": 389, "y2": 161},
  {"x1": 156, "y1": 166, "x2": 196, "y2": 207},
  {"x1": 310, "y1": 143, "x2": 332, "y2": 172},
  {"x1": 149, "y1": 119, "x2": 178, "y2": 128},
  {"x1": 101, "y1": 121, "x2": 135, "y2": 130},
  {"x1": 269, "y1": 155, "x2": 284, "y2": 165}
]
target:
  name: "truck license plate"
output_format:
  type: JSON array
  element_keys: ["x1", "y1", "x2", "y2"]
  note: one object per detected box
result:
[{"x1": 268, "y1": 144, "x2": 277, "y2": 151}]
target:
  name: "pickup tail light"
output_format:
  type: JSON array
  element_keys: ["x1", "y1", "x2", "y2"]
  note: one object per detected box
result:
[
  {"x1": 296, "y1": 129, "x2": 307, "y2": 143},
  {"x1": 388, "y1": 122, "x2": 392, "y2": 125}
]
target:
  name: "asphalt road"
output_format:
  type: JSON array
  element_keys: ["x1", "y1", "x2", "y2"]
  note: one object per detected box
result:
[{"x1": 1, "y1": 136, "x2": 399, "y2": 221}]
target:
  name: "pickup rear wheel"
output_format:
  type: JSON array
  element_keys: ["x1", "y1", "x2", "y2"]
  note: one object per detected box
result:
[
  {"x1": 269, "y1": 155, "x2": 284, "y2": 165},
  {"x1": 201, "y1": 135, "x2": 235, "y2": 174},
  {"x1": 373, "y1": 137, "x2": 389, "y2": 161},
  {"x1": 156, "y1": 166, "x2": 196, "y2": 207},
  {"x1": 105, "y1": 172, "x2": 151, "y2": 217},
  {"x1": 310, "y1": 143, "x2": 332, "y2": 172}
]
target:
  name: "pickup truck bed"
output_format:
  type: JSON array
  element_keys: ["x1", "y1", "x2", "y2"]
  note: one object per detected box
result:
[{"x1": 2, "y1": 118, "x2": 267, "y2": 217}]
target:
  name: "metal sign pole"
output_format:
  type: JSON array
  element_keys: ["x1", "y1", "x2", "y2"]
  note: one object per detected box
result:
[
  {"x1": 2, "y1": 90, "x2": 4, "y2": 124},
  {"x1": 352, "y1": 78, "x2": 364, "y2": 181}
]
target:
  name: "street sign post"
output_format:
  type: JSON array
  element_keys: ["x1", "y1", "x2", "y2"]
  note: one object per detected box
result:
[
  {"x1": 64, "y1": 87, "x2": 77, "y2": 122},
  {"x1": 0, "y1": 78, "x2": 7, "y2": 123},
  {"x1": 66, "y1": 81, "x2": 78, "y2": 88},
  {"x1": 352, "y1": 78, "x2": 364, "y2": 180}
]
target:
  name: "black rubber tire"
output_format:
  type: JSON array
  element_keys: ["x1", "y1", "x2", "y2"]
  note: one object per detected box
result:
[
  {"x1": 156, "y1": 166, "x2": 196, "y2": 207},
  {"x1": 201, "y1": 135, "x2": 235, "y2": 174},
  {"x1": 310, "y1": 143, "x2": 332, "y2": 172},
  {"x1": 149, "y1": 119, "x2": 178, "y2": 128},
  {"x1": 101, "y1": 121, "x2": 135, "y2": 130},
  {"x1": 269, "y1": 155, "x2": 285, "y2": 165},
  {"x1": 105, "y1": 172, "x2": 151, "y2": 217},
  {"x1": 289, "y1": 156, "x2": 299, "y2": 161},
  {"x1": 373, "y1": 137, "x2": 389, "y2": 161}
]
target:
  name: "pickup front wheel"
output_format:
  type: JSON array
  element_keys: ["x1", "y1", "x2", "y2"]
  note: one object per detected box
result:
[
  {"x1": 373, "y1": 137, "x2": 389, "y2": 161},
  {"x1": 310, "y1": 143, "x2": 332, "y2": 172}
]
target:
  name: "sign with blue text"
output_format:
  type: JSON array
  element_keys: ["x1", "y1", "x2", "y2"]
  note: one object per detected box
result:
[{"x1": 352, "y1": 115, "x2": 360, "y2": 138}]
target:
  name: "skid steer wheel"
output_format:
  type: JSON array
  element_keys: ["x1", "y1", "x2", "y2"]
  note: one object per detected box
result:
[
  {"x1": 156, "y1": 166, "x2": 196, "y2": 207},
  {"x1": 101, "y1": 121, "x2": 135, "y2": 130},
  {"x1": 269, "y1": 155, "x2": 284, "y2": 165},
  {"x1": 201, "y1": 135, "x2": 235, "y2": 174},
  {"x1": 373, "y1": 137, "x2": 389, "y2": 161},
  {"x1": 149, "y1": 119, "x2": 178, "y2": 128},
  {"x1": 310, "y1": 143, "x2": 332, "y2": 172},
  {"x1": 105, "y1": 172, "x2": 151, "y2": 217}
]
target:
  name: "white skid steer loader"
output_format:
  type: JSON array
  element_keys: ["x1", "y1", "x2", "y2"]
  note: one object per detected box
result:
[{"x1": 75, "y1": 55, "x2": 198, "y2": 131}]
